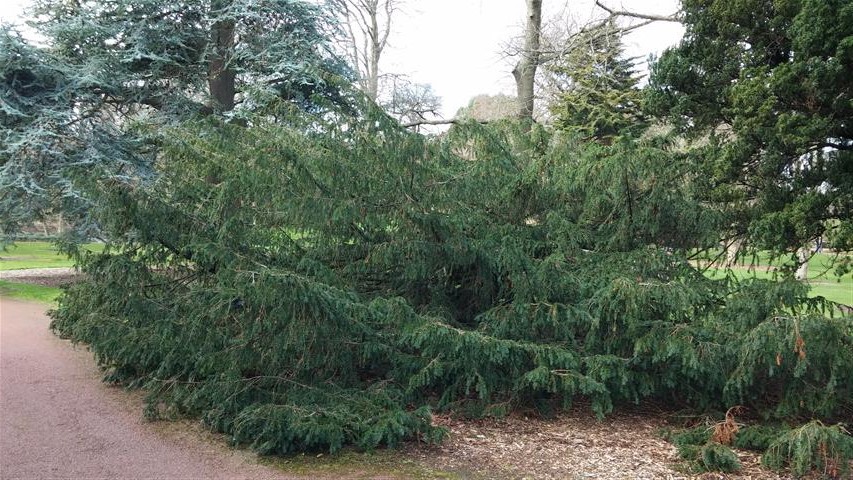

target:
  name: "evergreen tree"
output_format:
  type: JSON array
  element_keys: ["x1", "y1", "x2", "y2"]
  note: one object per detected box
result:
[
  {"x1": 647, "y1": 0, "x2": 853, "y2": 258},
  {"x1": 546, "y1": 21, "x2": 645, "y2": 142},
  {"x1": 0, "y1": 0, "x2": 347, "y2": 237},
  {"x1": 50, "y1": 106, "x2": 852, "y2": 454}
]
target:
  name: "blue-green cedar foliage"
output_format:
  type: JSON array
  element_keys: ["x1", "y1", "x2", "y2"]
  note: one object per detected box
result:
[
  {"x1": 1, "y1": 0, "x2": 347, "y2": 236},
  {"x1": 50, "y1": 108, "x2": 853, "y2": 453}
]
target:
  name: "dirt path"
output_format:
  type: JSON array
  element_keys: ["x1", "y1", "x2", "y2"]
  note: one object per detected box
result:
[
  {"x1": 0, "y1": 297, "x2": 295, "y2": 480},
  {"x1": 0, "y1": 268, "x2": 79, "y2": 288}
]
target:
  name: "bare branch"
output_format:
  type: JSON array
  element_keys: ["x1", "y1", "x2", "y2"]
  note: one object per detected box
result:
[
  {"x1": 818, "y1": 141, "x2": 853, "y2": 151},
  {"x1": 401, "y1": 118, "x2": 488, "y2": 128},
  {"x1": 594, "y1": 0, "x2": 680, "y2": 23},
  {"x1": 537, "y1": 18, "x2": 652, "y2": 64}
]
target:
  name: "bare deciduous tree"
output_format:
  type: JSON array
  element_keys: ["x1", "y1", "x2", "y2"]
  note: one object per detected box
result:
[
  {"x1": 330, "y1": 0, "x2": 400, "y2": 101},
  {"x1": 456, "y1": 94, "x2": 518, "y2": 122},
  {"x1": 382, "y1": 76, "x2": 442, "y2": 127}
]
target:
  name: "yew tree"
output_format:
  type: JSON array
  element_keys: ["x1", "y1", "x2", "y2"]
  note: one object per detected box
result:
[
  {"x1": 647, "y1": 0, "x2": 853, "y2": 259},
  {"x1": 51, "y1": 105, "x2": 852, "y2": 454},
  {"x1": 10, "y1": 0, "x2": 852, "y2": 469}
]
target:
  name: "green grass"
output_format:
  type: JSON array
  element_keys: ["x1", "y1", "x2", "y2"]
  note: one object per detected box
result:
[
  {"x1": 0, "y1": 280, "x2": 62, "y2": 304},
  {"x1": 699, "y1": 251, "x2": 852, "y2": 306},
  {"x1": 0, "y1": 241, "x2": 103, "y2": 270},
  {"x1": 804, "y1": 280, "x2": 853, "y2": 306},
  {"x1": 4, "y1": 241, "x2": 847, "y2": 306}
]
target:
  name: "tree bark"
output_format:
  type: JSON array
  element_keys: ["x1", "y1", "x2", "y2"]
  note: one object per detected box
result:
[
  {"x1": 513, "y1": 0, "x2": 542, "y2": 125},
  {"x1": 367, "y1": 0, "x2": 381, "y2": 101},
  {"x1": 208, "y1": 0, "x2": 236, "y2": 111},
  {"x1": 725, "y1": 237, "x2": 744, "y2": 267},
  {"x1": 333, "y1": 0, "x2": 395, "y2": 102},
  {"x1": 795, "y1": 247, "x2": 810, "y2": 280}
]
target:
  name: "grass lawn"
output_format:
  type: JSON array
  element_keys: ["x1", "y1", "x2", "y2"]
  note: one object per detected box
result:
[
  {"x1": 0, "y1": 280, "x2": 62, "y2": 304},
  {"x1": 2, "y1": 241, "x2": 848, "y2": 306},
  {"x1": 806, "y1": 280, "x2": 853, "y2": 305},
  {"x1": 700, "y1": 251, "x2": 852, "y2": 306},
  {"x1": 0, "y1": 241, "x2": 103, "y2": 271}
]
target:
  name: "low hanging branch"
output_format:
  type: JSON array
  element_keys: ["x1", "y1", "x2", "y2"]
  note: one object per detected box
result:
[
  {"x1": 401, "y1": 118, "x2": 462, "y2": 128},
  {"x1": 401, "y1": 118, "x2": 489, "y2": 128},
  {"x1": 594, "y1": 0, "x2": 680, "y2": 23}
]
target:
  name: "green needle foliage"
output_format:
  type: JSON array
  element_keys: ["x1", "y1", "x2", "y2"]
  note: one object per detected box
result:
[
  {"x1": 1, "y1": 0, "x2": 347, "y2": 236},
  {"x1": 734, "y1": 424, "x2": 792, "y2": 452},
  {"x1": 547, "y1": 20, "x2": 646, "y2": 143},
  {"x1": 695, "y1": 443, "x2": 741, "y2": 473},
  {"x1": 648, "y1": 0, "x2": 853, "y2": 257},
  {"x1": 50, "y1": 104, "x2": 853, "y2": 454},
  {"x1": 762, "y1": 421, "x2": 853, "y2": 478},
  {"x1": 666, "y1": 423, "x2": 744, "y2": 473}
]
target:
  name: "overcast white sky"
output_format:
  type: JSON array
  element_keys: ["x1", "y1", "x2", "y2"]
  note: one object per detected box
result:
[{"x1": 0, "y1": 0, "x2": 684, "y2": 117}]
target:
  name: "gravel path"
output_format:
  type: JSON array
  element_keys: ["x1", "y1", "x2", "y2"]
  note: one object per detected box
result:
[
  {"x1": 0, "y1": 268, "x2": 79, "y2": 287},
  {"x1": 0, "y1": 298, "x2": 295, "y2": 480},
  {"x1": 0, "y1": 267, "x2": 76, "y2": 279}
]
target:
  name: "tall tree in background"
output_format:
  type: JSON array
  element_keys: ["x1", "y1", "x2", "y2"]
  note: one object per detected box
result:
[
  {"x1": 329, "y1": 0, "x2": 444, "y2": 128},
  {"x1": 509, "y1": 0, "x2": 677, "y2": 127},
  {"x1": 647, "y1": 0, "x2": 853, "y2": 264},
  {"x1": 546, "y1": 20, "x2": 645, "y2": 142},
  {"x1": 513, "y1": 0, "x2": 543, "y2": 124},
  {"x1": 330, "y1": 0, "x2": 399, "y2": 102},
  {"x1": 456, "y1": 94, "x2": 518, "y2": 122},
  {"x1": 0, "y1": 0, "x2": 344, "y2": 236}
]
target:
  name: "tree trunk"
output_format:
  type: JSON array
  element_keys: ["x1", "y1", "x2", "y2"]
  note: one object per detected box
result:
[
  {"x1": 333, "y1": 0, "x2": 393, "y2": 102},
  {"x1": 208, "y1": 0, "x2": 236, "y2": 111},
  {"x1": 725, "y1": 237, "x2": 743, "y2": 267},
  {"x1": 795, "y1": 247, "x2": 810, "y2": 280},
  {"x1": 513, "y1": 0, "x2": 542, "y2": 125},
  {"x1": 367, "y1": 2, "x2": 381, "y2": 101}
]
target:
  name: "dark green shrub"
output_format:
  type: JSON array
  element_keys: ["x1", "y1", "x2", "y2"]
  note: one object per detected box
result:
[
  {"x1": 668, "y1": 424, "x2": 740, "y2": 473},
  {"x1": 762, "y1": 421, "x2": 853, "y2": 478},
  {"x1": 667, "y1": 424, "x2": 712, "y2": 448},
  {"x1": 733, "y1": 424, "x2": 790, "y2": 452},
  {"x1": 50, "y1": 110, "x2": 853, "y2": 453},
  {"x1": 697, "y1": 443, "x2": 742, "y2": 473},
  {"x1": 672, "y1": 437, "x2": 741, "y2": 474}
]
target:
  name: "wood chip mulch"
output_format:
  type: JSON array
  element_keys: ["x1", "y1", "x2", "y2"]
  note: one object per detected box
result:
[{"x1": 402, "y1": 408, "x2": 788, "y2": 480}]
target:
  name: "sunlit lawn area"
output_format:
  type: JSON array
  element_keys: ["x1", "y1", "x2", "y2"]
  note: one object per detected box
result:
[
  {"x1": 0, "y1": 241, "x2": 103, "y2": 271},
  {"x1": 2, "y1": 241, "x2": 849, "y2": 306},
  {"x1": 700, "y1": 251, "x2": 852, "y2": 306},
  {"x1": 0, "y1": 280, "x2": 62, "y2": 304}
]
